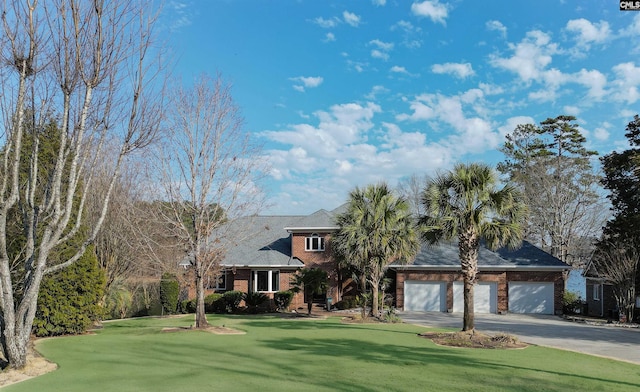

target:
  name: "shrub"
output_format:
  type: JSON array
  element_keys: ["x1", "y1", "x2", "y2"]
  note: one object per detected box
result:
[
  {"x1": 33, "y1": 246, "x2": 106, "y2": 337},
  {"x1": 274, "y1": 291, "x2": 294, "y2": 311},
  {"x1": 563, "y1": 291, "x2": 584, "y2": 314},
  {"x1": 105, "y1": 278, "x2": 133, "y2": 319},
  {"x1": 160, "y1": 273, "x2": 180, "y2": 314},
  {"x1": 181, "y1": 298, "x2": 197, "y2": 313},
  {"x1": 335, "y1": 295, "x2": 358, "y2": 310},
  {"x1": 204, "y1": 293, "x2": 224, "y2": 313},
  {"x1": 222, "y1": 290, "x2": 244, "y2": 313},
  {"x1": 383, "y1": 307, "x2": 402, "y2": 323},
  {"x1": 244, "y1": 291, "x2": 269, "y2": 313}
]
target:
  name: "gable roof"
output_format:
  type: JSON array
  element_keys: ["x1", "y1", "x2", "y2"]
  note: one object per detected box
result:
[
  {"x1": 204, "y1": 215, "x2": 302, "y2": 268},
  {"x1": 391, "y1": 240, "x2": 569, "y2": 271},
  {"x1": 216, "y1": 206, "x2": 344, "y2": 268}
]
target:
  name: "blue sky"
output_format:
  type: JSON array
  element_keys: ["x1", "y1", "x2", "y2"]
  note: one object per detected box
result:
[{"x1": 161, "y1": 1, "x2": 640, "y2": 215}]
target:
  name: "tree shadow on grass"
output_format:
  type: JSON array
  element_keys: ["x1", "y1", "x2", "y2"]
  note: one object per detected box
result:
[{"x1": 258, "y1": 336, "x2": 640, "y2": 390}]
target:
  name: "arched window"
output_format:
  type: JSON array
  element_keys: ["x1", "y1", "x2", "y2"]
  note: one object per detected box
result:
[{"x1": 305, "y1": 233, "x2": 325, "y2": 251}]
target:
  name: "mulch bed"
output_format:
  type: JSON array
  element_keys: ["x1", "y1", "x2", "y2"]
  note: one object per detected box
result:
[{"x1": 418, "y1": 330, "x2": 528, "y2": 349}]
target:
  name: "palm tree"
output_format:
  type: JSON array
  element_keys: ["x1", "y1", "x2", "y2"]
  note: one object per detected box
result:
[
  {"x1": 291, "y1": 268, "x2": 329, "y2": 315},
  {"x1": 420, "y1": 163, "x2": 527, "y2": 331},
  {"x1": 333, "y1": 183, "x2": 419, "y2": 318}
]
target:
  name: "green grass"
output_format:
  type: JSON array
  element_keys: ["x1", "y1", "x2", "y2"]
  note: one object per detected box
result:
[{"x1": 5, "y1": 315, "x2": 640, "y2": 392}]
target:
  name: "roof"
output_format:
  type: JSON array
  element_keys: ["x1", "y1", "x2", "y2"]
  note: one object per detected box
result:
[
  {"x1": 213, "y1": 206, "x2": 346, "y2": 268},
  {"x1": 391, "y1": 240, "x2": 569, "y2": 271}
]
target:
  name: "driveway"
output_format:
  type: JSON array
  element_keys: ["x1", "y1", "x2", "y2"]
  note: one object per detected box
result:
[{"x1": 399, "y1": 311, "x2": 640, "y2": 365}]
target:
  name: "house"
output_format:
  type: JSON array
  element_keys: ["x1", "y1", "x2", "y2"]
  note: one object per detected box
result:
[
  {"x1": 195, "y1": 206, "x2": 570, "y2": 314},
  {"x1": 582, "y1": 259, "x2": 639, "y2": 320},
  {"x1": 390, "y1": 241, "x2": 569, "y2": 315},
  {"x1": 190, "y1": 207, "x2": 350, "y2": 310}
]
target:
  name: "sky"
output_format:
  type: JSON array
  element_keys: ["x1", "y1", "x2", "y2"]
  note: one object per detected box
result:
[{"x1": 160, "y1": 0, "x2": 640, "y2": 215}]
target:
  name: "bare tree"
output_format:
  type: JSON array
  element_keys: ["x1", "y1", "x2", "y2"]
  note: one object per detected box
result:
[
  {"x1": 0, "y1": 0, "x2": 164, "y2": 368},
  {"x1": 156, "y1": 73, "x2": 266, "y2": 328},
  {"x1": 591, "y1": 240, "x2": 639, "y2": 323},
  {"x1": 396, "y1": 173, "x2": 430, "y2": 216}
]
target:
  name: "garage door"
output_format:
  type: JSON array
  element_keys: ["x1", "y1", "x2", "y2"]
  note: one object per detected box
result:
[
  {"x1": 453, "y1": 282, "x2": 497, "y2": 313},
  {"x1": 404, "y1": 281, "x2": 446, "y2": 312},
  {"x1": 508, "y1": 282, "x2": 554, "y2": 314}
]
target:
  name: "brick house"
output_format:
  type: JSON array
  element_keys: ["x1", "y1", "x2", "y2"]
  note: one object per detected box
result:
[
  {"x1": 192, "y1": 205, "x2": 569, "y2": 314},
  {"x1": 391, "y1": 241, "x2": 569, "y2": 315}
]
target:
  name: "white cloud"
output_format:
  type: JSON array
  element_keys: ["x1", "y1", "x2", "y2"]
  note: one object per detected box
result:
[
  {"x1": 390, "y1": 65, "x2": 408, "y2": 74},
  {"x1": 369, "y1": 39, "x2": 394, "y2": 61},
  {"x1": 371, "y1": 50, "x2": 389, "y2": 60},
  {"x1": 343, "y1": 11, "x2": 361, "y2": 27},
  {"x1": 573, "y1": 69, "x2": 607, "y2": 100},
  {"x1": 486, "y1": 20, "x2": 507, "y2": 37},
  {"x1": 396, "y1": 92, "x2": 499, "y2": 153},
  {"x1": 563, "y1": 106, "x2": 581, "y2": 116},
  {"x1": 364, "y1": 85, "x2": 390, "y2": 100},
  {"x1": 313, "y1": 17, "x2": 340, "y2": 28},
  {"x1": 411, "y1": 1, "x2": 449, "y2": 25},
  {"x1": 289, "y1": 76, "x2": 324, "y2": 92},
  {"x1": 490, "y1": 30, "x2": 558, "y2": 83},
  {"x1": 566, "y1": 18, "x2": 610, "y2": 46},
  {"x1": 369, "y1": 39, "x2": 394, "y2": 51},
  {"x1": 372, "y1": 0, "x2": 386, "y2": 5},
  {"x1": 612, "y1": 62, "x2": 640, "y2": 103},
  {"x1": 593, "y1": 126, "x2": 610, "y2": 141},
  {"x1": 431, "y1": 62, "x2": 475, "y2": 79},
  {"x1": 324, "y1": 32, "x2": 336, "y2": 42}
]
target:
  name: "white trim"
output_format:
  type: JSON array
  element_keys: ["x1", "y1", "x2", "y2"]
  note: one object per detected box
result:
[
  {"x1": 392, "y1": 265, "x2": 568, "y2": 272},
  {"x1": 285, "y1": 226, "x2": 339, "y2": 233},
  {"x1": 251, "y1": 270, "x2": 280, "y2": 293}
]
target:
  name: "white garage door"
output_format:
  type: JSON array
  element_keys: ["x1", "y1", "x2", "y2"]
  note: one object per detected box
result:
[
  {"x1": 509, "y1": 282, "x2": 554, "y2": 314},
  {"x1": 404, "y1": 281, "x2": 446, "y2": 312},
  {"x1": 453, "y1": 282, "x2": 497, "y2": 313}
]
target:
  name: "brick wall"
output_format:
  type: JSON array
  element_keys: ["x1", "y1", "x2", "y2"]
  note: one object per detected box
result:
[{"x1": 290, "y1": 232, "x2": 341, "y2": 306}]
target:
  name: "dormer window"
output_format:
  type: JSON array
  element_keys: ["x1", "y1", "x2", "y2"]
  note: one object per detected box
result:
[{"x1": 305, "y1": 233, "x2": 325, "y2": 252}]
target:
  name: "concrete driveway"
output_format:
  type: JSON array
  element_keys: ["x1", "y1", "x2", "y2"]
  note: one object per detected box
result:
[{"x1": 399, "y1": 311, "x2": 640, "y2": 365}]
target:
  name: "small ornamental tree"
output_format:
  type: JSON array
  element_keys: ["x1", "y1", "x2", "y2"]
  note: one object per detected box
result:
[
  {"x1": 33, "y1": 246, "x2": 106, "y2": 337},
  {"x1": 160, "y1": 273, "x2": 180, "y2": 314},
  {"x1": 291, "y1": 268, "x2": 329, "y2": 315}
]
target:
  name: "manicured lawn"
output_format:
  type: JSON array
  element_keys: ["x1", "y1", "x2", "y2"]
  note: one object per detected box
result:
[{"x1": 5, "y1": 315, "x2": 640, "y2": 392}]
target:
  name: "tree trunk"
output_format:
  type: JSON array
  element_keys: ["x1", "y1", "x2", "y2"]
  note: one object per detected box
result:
[
  {"x1": 459, "y1": 230, "x2": 479, "y2": 331},
  {"x1": 194, "y1": 257, "x2": 208, "y2": 328},
  {"x1": 371, "y1": 280, "x2": 380, "y2": 319},
  {"x1": 462, "y1": 277, "x2": 475, "y2": 331}
]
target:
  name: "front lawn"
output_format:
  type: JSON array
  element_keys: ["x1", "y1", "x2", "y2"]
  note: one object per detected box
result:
[{"x1": 4, "y1": 315, "x2": 640, "y2": 392}]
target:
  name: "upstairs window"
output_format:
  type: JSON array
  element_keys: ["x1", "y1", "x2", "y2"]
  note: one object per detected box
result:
[{"x1": 305, "y1": 233, "x2": 325, "y2": 252}]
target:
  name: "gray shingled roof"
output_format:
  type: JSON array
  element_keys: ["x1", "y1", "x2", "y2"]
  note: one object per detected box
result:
[
  {"x1": 214, "y1": 207, "x2": 345, "y2": 268},
  {"x1": 391, "y1": 240, "x2": 568, "y2": 270}
]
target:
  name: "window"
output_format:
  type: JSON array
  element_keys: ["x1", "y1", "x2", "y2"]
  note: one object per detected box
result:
[
  {"x1": 305, "y1": 233, "x2": 325, "y2": 251},
  {"x1": 252, "y1": 270, "x2": 279, "y2": 292},
  {"x1": 593, "y1": 284, "x2": 600, "y2": 301}
]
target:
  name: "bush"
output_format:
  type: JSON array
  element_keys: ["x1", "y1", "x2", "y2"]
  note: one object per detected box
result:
[
  {"x1": 274, "y1": 291, "x2": 294, "y2": 311},
  {"x1": 33, "y1": 246, "x2": 106, "y2": 337},
  {"x1": 563, "y1": 291, "x2": 584, "y2": 314},
  {"x1": 335, "y1": 296, "x2": 357, "y2": 310},
  {"x1": 181, "y1": 298, "x2": 197, "y2": 313},
  {"x1": 222, "y1": 290, "x2": 244, "y2": 313},
  {"x1": 244, "y1": 291, "x2": 269, "y2": 313},
  {"x1": 160, "y1": 273, "x2": 180, "y2": 314},
  {"x1": 204, "y1": 293, "x2": 224, "y2": 313}
]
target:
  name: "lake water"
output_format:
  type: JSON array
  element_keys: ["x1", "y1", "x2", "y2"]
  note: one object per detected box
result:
[{"x1": 566, "y1": 269, "x2": 586, "y2": 298}]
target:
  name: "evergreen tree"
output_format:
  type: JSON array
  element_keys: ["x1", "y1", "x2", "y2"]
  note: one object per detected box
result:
[
  {"x1": 33, "y1": 246, "x2": 105, "y2": 337},
  {"x1": 497, "y1": 115, "x2": 603, "y2": 265}
]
